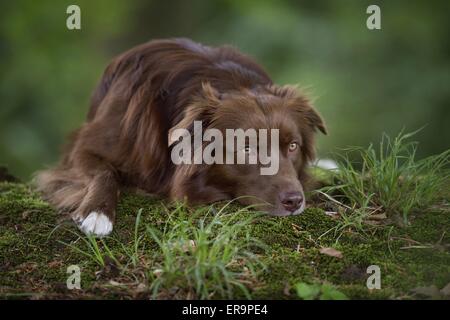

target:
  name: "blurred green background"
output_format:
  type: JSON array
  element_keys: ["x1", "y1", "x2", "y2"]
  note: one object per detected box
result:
[{"x1": 1, "y1": 0, "x2": 449, "y2": 180}]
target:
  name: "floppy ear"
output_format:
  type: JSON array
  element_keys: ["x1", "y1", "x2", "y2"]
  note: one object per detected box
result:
[
  {"x1": 271, "y1": 85, "x2": 327, "y2": 135},
  {"x1": 168, "y1": 82, "x2": 220, "y2": 146},
  {"x1": 304, "y1": 106, "x2": 327, "y2": 135}
]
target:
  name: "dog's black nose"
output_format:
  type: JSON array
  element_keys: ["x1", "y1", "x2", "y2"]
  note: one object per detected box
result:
[{"x1": 280, "y1": 192, "x2": 304, "y2": 212}]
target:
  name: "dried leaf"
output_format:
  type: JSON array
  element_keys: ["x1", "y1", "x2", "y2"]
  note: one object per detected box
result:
[
  {"x1": 440, "y1": 282, "x2": 450, "y2": 297},
  {"x1": 283, "y1": 283, "x2": 291, "y2": 296},
  {"x1": 325, "y1": 211, "x2": 340, "y2": 220},
  {"x1": 48, "y1": 260, "x2": 63, "y2": 268},
  {"x1": 181, "y1": 239, "x2": 196, "y2": 252},
  {"x1": 153, "y1": 269, "x2": 163, "y2": 277},
  {"x1": 411, "y1": 285, "x2": 441, "y2": 299},
  {"x1": 136, "y1": 283, "x2": 148, "y2": 293},
  {"x1": 365, "y1": 220, "x2": 381, "y2": 226},
  {"x1": 368, "y1": 213, "x2": 387, "y2": 221},
  {"x1": 319, "y1": 247, "x2": 343, "y2": 259}
]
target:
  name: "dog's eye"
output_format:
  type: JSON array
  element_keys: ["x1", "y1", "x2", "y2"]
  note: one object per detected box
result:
[{"x1": 288, "y1": 142, "x2": 298, "y2": 152}]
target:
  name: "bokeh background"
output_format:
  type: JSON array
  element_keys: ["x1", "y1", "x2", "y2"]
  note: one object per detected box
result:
[{"x1": 1, "y1": 0, "x2": 449, "y2": 180}]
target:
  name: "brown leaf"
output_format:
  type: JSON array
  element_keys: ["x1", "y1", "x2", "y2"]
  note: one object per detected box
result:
[
  {"x1": 411, "y1": 285, "x2": 441, "y2": 299},
  {"x1": 440, "y1": 282, "x2": 450, "y2": 297},
  {"x1": 48, "y1": 260, "x2": 63, "y2": 268},
  {"x1": 108, "y1": 280, "x2": 122, "y2": 286},
  {"x1": 283, "y1": 283, "x2": 291, "y2": 296},
  {"x1": 180, "y1": 239, "x2": 196, "y2": 252},
  {"x1": 368, "y1": 213, "x2": 387, "y2": 221},
  {"x1": 365, "y1": 220, "x2": 382, "y2": 226},
  {"x1": 153, "y1": 269, "x2": 163, "y2": 277},
  {"x1": 135, "y1": 283, "x2": 148, "y2": 293},
  {"x1": 325, "y1": 211, "x2": 341, "y2": 220},
  {"x1": 319, "y1": 247, "x2": 343, "y2": 259}
]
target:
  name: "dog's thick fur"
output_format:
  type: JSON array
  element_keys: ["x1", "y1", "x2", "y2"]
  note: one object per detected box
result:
[{"x1": 36, "y1": 38, "x2": 326, "y2": 236}]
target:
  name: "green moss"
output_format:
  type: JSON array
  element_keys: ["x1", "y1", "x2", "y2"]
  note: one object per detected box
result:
[
  {"x1": 1, "y1": 181, "x2": 449, "y2": 299},
  {"x1": 246, "y1": 208, "x2": 339, "y2": 249}
]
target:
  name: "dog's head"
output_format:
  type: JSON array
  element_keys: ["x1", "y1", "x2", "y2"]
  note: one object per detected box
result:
[{"x1": 169, "y1": 83, "x2": 326, "y2": 216}]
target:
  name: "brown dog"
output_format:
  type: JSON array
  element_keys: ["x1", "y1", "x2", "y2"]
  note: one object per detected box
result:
[{"x1": 36, "y1": 38, "x2": 326, "y2": 237}]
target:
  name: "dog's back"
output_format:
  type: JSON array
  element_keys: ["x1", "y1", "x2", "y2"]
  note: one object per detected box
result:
[{"x1": 89, "y1": 38, "x2": 272, "y2": 122}]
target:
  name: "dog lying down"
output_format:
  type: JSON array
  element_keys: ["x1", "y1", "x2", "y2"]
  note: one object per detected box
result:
[{"x1": 36, "y1": 38, "x2": 327, "y2": 237}]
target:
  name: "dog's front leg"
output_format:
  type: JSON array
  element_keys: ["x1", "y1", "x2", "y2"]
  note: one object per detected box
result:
[{"x1": 72, "y1": 153, "x2": 119, "y2": 237}]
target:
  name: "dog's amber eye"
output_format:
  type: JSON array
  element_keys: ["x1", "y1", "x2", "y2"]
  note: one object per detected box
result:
[{"x1": 288, "y1": 142, "x2": 298, "y2": 152}]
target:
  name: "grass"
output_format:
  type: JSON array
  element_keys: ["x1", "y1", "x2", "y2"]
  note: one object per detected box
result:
[
  {"x1": 319, "y1": 130, "x2": 449, "y2": 226},
  {"x1": 0, "y1": 181, "x2": 449, "y2": 299},
  {"x1": 0, "y1": 131, "x2": 449, "y2": 299},
  {"x1": 146, "y1": 203, "x2": 266, "y2": 299},
  {"x1": 58, "y1": 201, "x2": 267, "y2": 299}
]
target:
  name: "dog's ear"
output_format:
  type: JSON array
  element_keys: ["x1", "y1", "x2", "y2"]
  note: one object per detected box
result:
[
  {"x1": 303, "y1": 106, "x2": 327, "y2": 135},
  {"x1": 168, "y1": 82, "x2": 221, "y2": 146},
  {"x1": 271, "y1": 85, "x2": 327, "y2": 135}
]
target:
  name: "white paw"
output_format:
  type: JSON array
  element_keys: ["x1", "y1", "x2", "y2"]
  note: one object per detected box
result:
[{"x1": 78, "y1": 211, "x2": 113, "y2": 237}]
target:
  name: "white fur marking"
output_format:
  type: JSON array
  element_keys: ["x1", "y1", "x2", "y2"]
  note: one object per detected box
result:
[
  {"x1": 312, "y1": 158, "x2": 339, "y2": 171},
  {"x1": 79, "y1": 211, "x2": 113, "y2": 237}
]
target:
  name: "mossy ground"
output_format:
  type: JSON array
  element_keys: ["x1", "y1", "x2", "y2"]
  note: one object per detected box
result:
[{"x1": 0, "y1": 181, "x2": 449, "y2": 299}]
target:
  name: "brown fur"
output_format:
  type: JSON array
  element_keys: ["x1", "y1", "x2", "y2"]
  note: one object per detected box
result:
[{"x1": 35, "y1": 38, "x2": 326, "y2": 229}]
